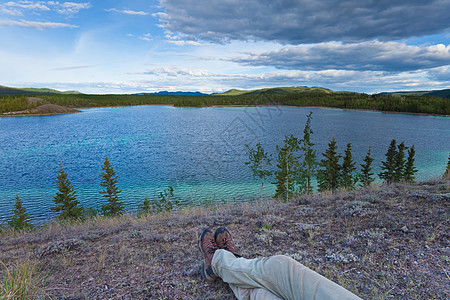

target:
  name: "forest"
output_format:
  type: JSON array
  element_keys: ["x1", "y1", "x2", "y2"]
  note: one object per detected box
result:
[{"x1": 1, "y1": 91, "x2": 449, "y2": 115}]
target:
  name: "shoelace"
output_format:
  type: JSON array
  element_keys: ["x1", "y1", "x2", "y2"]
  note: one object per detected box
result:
[
  {"x1": 202, "y1": 239, "x2": 218, "y2": 260},
  {"x1": 220, "y1": 238, "x2": 234, "y2": 251}
]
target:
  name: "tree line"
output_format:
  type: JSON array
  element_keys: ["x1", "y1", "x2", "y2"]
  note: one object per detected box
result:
[
  {"x1": 1, "y1": 92, "x2": 448, "y2": 115},
  {"x1": 245, "y1": 112, "x2": 420, "y2": 201},
  {"x1": 3, "y1": 157, "x2": 178, "y2": 231},
  {"x1": 0, "y1": 96, "x2": 39, "y2": 114}
]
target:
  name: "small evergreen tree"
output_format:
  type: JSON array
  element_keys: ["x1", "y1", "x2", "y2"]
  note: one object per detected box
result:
[
  {"x1": 393, "y1": 142, "x2": 407, "y2": 182},
  {"x1": 245, "y1": 142, "x2": 272, "y2": 199},
  {"x1": 341, "y1": 142, "x2": 357, "y2": 189},
  {"x1": 298, "y1": 112, "x2": 317, "y2": 195},
  {"x1": 273, "y1": 134, "x2": 299, "y2": 201},
  {"x1": 100, "y1": 157, "x2": 124, "y2": 216},
  {"x1": 317, "y1": 137, "x2": 341, "y2": 192},
  {"x1": 8, "y1": 195, "x2": 33, "y2": 230},
  {"x1": 137, "y1": 196, "x2": 152, "y2": 217},
  {"x1": 444, "y1": 154, "x2": 450, "y2": 179},
  {"x1": 404, "y1": 145, "x2": 418, "y2": 182},
  {"x1": 360, "y1": 146, "x2": 375, "y2": 187},
  {"x1": 51, "y1": 165, "x2": 83, "y2": 220},
  {"x1": 379, "y1": 139, "x2": 397, "y2": 184}
]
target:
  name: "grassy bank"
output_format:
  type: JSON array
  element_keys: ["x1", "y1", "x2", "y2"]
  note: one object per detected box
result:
[{"x1": 0, "y1": 179, "x2": 449, "y2": 299}]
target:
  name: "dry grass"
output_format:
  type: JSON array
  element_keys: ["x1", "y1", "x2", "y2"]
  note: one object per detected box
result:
[
  {"x1": 0, "y1": 179, "x2": 448, "y2": 299},
  {"x1": 0, "y1": 259, "x2": 50, "y2": 299}
]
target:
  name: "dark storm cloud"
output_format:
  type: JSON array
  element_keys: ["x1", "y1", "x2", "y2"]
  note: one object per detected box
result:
[
  {"x1": 156, "y1": 0, "x2": 450, "y2": 44},
  {"x1": 231, "y1": 42, "x2": 450, "y2": 71}
]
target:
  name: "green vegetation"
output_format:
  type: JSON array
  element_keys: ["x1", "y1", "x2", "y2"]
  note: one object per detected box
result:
[
  {"x1": 379, "y1": 139, "x2": 398, "y2": 184},
  {"x1": 51, "y1": 165, "x2": 83, "y2": 220},
  {"x1": 404, "y1": 145, "x2": 418, "y2": 183},
  {"x1": 317, "y1": 138, "x2": 342, "y2": 192},
  {"x1": 0, "y1": 85, "x2": 79, "y2": 95},
  {"x1": 138, "y1": 186, "x2": 179, "y2": 215},
  {"x1": 2, "y1": 86, "x2": 448, "y2": 115},
  {"x1": 273, "y1": 134, "x2": 300, "y2": 201},
  {"x1": 245, "y1": 143, "x2": 272, "y2": 199},
  {"x1": 0, "y1": 96, "x2": 39, "y2": 114},
  {"x1": 8, "y1": 195, "x2": 33, "y2": 230},
  {"x1": 379, "y1": 139, "x2": 418, "y2": 184},
  {"x1": 444, "y1": 155, "x2": 450, "y2": 179},
  {"x1": 360, "y1": 147, "x2": 375, "y2": 187},
  {"x1": 0, "y1": 259, "x2": 49, "y2": 299},
  {"x1": 298, "y1": 112, "x2": 317, "y2": 195},
  {"x1": 100, "y1": 157, "x2": 124, "y2": 216},
  {"x1": 382, "y1": 88, "x2": 450, "y2": 99},
  {"x1": 341, "y1": 142, "x2": 357, "y2": 190}
]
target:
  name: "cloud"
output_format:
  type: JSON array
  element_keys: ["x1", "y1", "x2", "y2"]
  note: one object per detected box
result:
[
  {"x1": 135, "y1": 67, "x2": 213, "y2": 77},
  {"x1": 50, "y1": 2, "x2": 91, "y2": 15},
  {"x1": 137, "y1": 33, "x2": 152, "y2": 41},
  {"x1": 0, "y1": 19, "x2": 77, "y2": 29},
  {"x1": 15, "y1": 64, "x2": 449, "y2": 94},
  {"x1": 3, "y1": 1, "x2": 50, "y2": 11},
  {"x1": 1, "y1": 1, "x2": 90, "y2": 15},
  {"x1": 156, "y1": 0, "x2": 450, "y2": 44},
  {"x1": 427, "y1": 66, "x2": 450, "y2": 81},
  {"x1": 125, "y1": 65, "x2": 449, "y2": 94},
  {"x1": 232, "y1": 42, "x2": 450, "y2": 72},
  {"x1": 106, "y1": 8, "x2": 149, "y2": 16},
  {"x1": 51, "y1": 65, "x2": 92, "y2": 71},
  {"x1": 164, "y1": 34, "x2": 202, "y2": 46},
  {"x1": 0, "y1": 7, "x2": 24, "y2": 16}
]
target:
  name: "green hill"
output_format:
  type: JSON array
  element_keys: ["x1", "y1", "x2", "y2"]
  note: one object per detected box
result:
[
  {"x1": 0, "y1": 85, "x2": 80, "y2": 95},
  {"x1": 381, "y1": 89, "x2": 450, "y2": 99},
  {"x1": 213, "y1": 86, "x2": 333, "y2": 96}
]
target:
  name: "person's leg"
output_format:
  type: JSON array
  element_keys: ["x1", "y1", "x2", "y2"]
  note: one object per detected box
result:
[
  {"x1": 228, "y1": 285, "x2": 283, "y2": 300},
  {"x1": 212, "y1": 249, "x2": 361, "y2": 300}
]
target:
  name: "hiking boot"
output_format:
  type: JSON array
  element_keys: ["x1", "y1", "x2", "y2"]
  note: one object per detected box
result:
[
  {"x1": 214, "y1": 226, "x2": 241, "y2": 257},
  {"x1": 198, "y1": 228, "x2": 218, "y2": 281}
]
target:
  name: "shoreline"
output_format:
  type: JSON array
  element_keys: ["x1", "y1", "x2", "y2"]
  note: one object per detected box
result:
[
  {"x1": 3, "y1": 104, "x2": 447, "y2": 117},
  {"x1": 0, "y1": 111, "x2": 81, "y2": 117}
]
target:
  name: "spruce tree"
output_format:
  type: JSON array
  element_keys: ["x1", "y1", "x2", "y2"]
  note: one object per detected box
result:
[
  {"x1": 51, "y1": 165, "x2": 83, "y2": 220},
  {"x1": 273, "y1": 134, "x2": 299, "y2": 201},
  {"x1": 393, "y1": 142, "x2": 407, "y2": 182},
  {"x1": 100, "y1": 157, "x2": 124, "y2": 216},
  {"x1": 360, "y1": 146, "x2": 375, "y2": 187},
  {"x1": 317, "y1": 137, "x2": 341, "y2": 192},
  {"x1": 8, "y1": 195, "x2": 33, "y2": 230},
  {"x1": 404, "y1": 145, "x2": 418, "y2": 182},
  {"x1": 379, "y1": 139, "x2": 397, "y2": 184},
  {"x1": 298, "y1": 112, "x2": 317, "y2": 195},
  {"x1": 245, "y1": 142, "x2": 272, "y2": 199},
  {"x1": 341, "y1": 142, "x2": 357, "y2": 189},
  {"x1": 444, "y1": 154, "x2": 450, "y2": 179}
]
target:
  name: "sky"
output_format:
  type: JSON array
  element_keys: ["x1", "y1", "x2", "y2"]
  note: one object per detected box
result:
[{"x1": 0, "y1": 0, "x2": 449, "y2": 94}]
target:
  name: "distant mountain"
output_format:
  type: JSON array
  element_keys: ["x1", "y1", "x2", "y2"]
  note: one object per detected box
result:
[
  {"x1": 0, "y1": 85, "x2": 81, "y2": 95},
  {"x1": 212, "y1": 86, "x2": 334, "y2": 96},
  {"x1": 134, "y1": 91, "x2": 208, "y2": 96},
  {"x1": 380, "y1": 89, "x2": 450, "y2": 99}
]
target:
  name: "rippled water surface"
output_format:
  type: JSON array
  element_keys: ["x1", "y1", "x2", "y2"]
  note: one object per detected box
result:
[{"x1": 0, "y1": 106, "x2": 448, "y2": 223}]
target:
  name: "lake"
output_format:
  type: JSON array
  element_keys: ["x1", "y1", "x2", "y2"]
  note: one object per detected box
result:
[{"x1": 0, "y1": 106, "x2": 449, "y2": 224}]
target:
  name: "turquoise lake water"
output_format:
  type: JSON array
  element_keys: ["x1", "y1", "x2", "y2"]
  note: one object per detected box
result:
[{"x1": 0, "y1": 106, "x2": 449, "y2": 223}]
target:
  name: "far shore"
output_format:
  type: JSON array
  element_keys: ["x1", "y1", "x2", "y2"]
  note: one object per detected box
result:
[{"x1": 1, "y1": 103, "x2": 448, "y2": 118}]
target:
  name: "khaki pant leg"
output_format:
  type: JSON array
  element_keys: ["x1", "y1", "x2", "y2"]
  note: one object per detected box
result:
[
  {"x1": 228, "y1": 285, "x2": 283, "y2": 300},
  {"x1": 212, "y1": 249, "x2": 361, "y2": 300}
]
